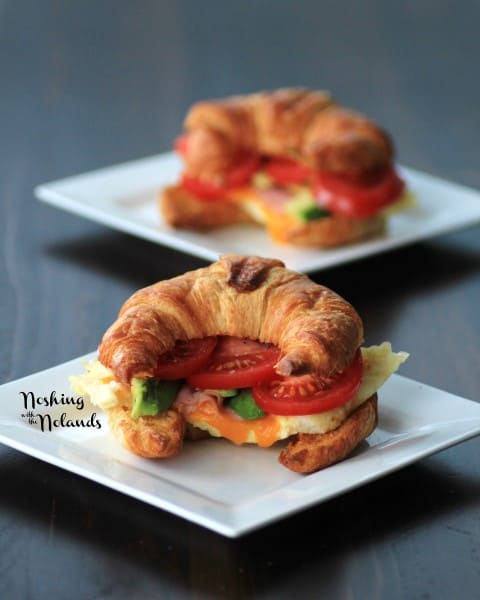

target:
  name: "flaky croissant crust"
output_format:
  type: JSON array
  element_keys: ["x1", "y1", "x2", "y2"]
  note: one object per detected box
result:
[
  {"x1": 182, "y1": 88, "x2": 393, "y2": 183},
  {"x1": 98, "y1": 255, "x2": 363, "y2": 385}
]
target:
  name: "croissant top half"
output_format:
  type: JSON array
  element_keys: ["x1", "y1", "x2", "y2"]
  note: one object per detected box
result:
[
  {"x1": 98, "y1": 255, "x2": 364, "y2": 385},
  {"x1": 182, "y1": 88, "x2": 393, "y2": 184}
]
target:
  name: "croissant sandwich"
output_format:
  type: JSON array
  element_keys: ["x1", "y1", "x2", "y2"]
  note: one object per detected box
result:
[
  {"x1": 70, "y1": 256, "x2": 408, "y2": 473},
  {"x1": 160, "y1": 88, "x2": 414, "y2": 247}
]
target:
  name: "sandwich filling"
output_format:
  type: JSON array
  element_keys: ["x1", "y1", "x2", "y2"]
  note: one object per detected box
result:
[
  {"x1": 174, "y1": 135, "x2": 415, "y2": 228},
  {"x1": 70, "y1": 340, "x2": 407, "y2": 448}
]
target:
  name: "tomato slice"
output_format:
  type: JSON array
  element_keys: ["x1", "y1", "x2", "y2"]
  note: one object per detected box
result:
[
  {"x1": 174, "y1": 134, "x2": 189, "y2": 157},
  {"x1": 180, "y1": 174, "x2": 226, "y2": 201},
  {"x1": 180, "y1": 154, "x2": 261, "y2": 201},
  {"x1": 155, "y1": 337, "x2": 217, "y2": 380},
  {"x1": 225, "y1": 154, "x2": 261, "y2": 187},
  {"x1": 187, "y1": 336, "x2": 281, "y2": 389},
  {"x1": 252, "y1": 350, "x2": 363, "y2": 416},
  {"x1": 314, "y1": 167, "x2": 405, "y2": 218},
  {"x1": 266, "y1": 157, "x2": 313, "y2": 185}
]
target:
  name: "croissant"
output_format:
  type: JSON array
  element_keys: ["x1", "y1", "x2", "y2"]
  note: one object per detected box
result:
[
  {"x1": 182, "y1": 89, "x2": 392, "y2": 182},
  {"x1": 98, "y1": 255, "x2": 363, "y2": 385},
  {"x1": 71, "y1": 256, "x2": 408, "y2": 473},
  {"x1": 160, "y1": 88, "x2": 409, "y2": 247},
  {"x1": 279, "y1": 395, "x2": 378, "y2": 473},
  {"x1": 108, "y1": 405, "x2": 185, "y2": 458}
]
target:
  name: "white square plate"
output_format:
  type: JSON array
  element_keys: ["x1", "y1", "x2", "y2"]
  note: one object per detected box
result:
[
  {"x1": 1, "y1": 354, "x2": 480, "y2": 537},
  {"x1": 35, "y1": 153, "x2": 480, "y2": 273}
]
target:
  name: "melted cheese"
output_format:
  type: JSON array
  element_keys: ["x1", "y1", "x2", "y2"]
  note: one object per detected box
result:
[
  {"x1": 184, "y1": 399, "x2": 281, "y2": 447},
  {"x1": 70, "y1": 343, "x2": 408, "y2": 447},
  {"x1": 229, "y1": 186, "x2": 268, "y2": 223}
]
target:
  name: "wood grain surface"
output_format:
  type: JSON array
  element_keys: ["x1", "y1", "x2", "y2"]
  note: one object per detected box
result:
[{"x1": 1, "y1": 1, "x2": 479, "y2": 598}]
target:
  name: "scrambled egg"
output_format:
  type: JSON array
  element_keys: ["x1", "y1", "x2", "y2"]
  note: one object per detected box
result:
[
  {"x1": 380, "y1": 190, "x2": 417, "y2": 216},
  {"x1": 70, "y1": 361, "x2": 131, "y2": 410}
]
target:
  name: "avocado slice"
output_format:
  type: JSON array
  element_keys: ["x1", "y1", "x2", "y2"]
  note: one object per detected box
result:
[
  {"x1": 286, "y1": 189, "x2": 330, "y2": 221},
  {"x1": 131, "y1": 378, "x2": 181, "y2": 419},
  {"x1": 205, "y1": 388, "x2": 238, "y2": 398},
  {"x1": 228, "y1": 390, "x2": 265, "y2": 420}
]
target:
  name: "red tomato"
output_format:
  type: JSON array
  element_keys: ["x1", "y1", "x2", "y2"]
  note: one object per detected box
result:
[
  {"x1": 180, "y1": 154, "x2": 261, "y2": 201},
  {"x1": 187, "y1": 336, "x2": 281, "y2": 389},
  {"x1": 174, "y1": 135, "x2": 189, "y2": 156},
  {"x1": 156, "y1": 337, "x2": 217, "y2": 380},
  {"x1": 225, "y1": 154, "x2": 261, "y2": 187},
  {"x1": 252, "y1": 350, "x2": 363, "y2": 416},
  {"x1": 265, "y1": 158, "x2": 313, "y2": 185},
  {"x1": 314, "y1": 168, "x2": 405, "y2": 218},
  {"x1": 180, "y1": 175, "x2": 226, "y2": 201}
]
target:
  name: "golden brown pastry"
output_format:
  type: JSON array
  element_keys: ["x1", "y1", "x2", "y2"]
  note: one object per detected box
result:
[
  {"x1": 70, "y1": 255, "x2": 408, "y2": 472},
  {"x1": 161, "y1": 184, "x2": 254, "y2": 230},
  {"x1": 108, "y1": 405, "x2": 185, "y2": 458},
  {"x1": 182, "y1": 90, "x2": 391, "y2": 182},
  {"x1": 279, "y1": 395, "x2": 378, "y2": 473},
  {"x1": 98, "y1": 255, "x2": 363, "y2": 384},
  {"x1": 160, "y1": 88, "x2": 411, "y2": 247}
]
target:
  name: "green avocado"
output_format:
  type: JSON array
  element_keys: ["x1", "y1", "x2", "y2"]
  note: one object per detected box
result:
[
  {"x1": 131, "y1": 378, "x2": 181, "y2": 419},
  {"x1": 205, "y1": 388, "x2": 238, "y2": 398},
  {"x1": 286, "y1": 189, "x2": 330, "y2": 221},
  {"x1": 228, "y1": 390, "x2": 265, "y2": 420}
]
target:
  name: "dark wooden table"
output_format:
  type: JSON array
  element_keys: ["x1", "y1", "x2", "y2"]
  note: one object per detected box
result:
[{"x1": 1, "y1": 2, "x2": 479, "y2": 598}]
